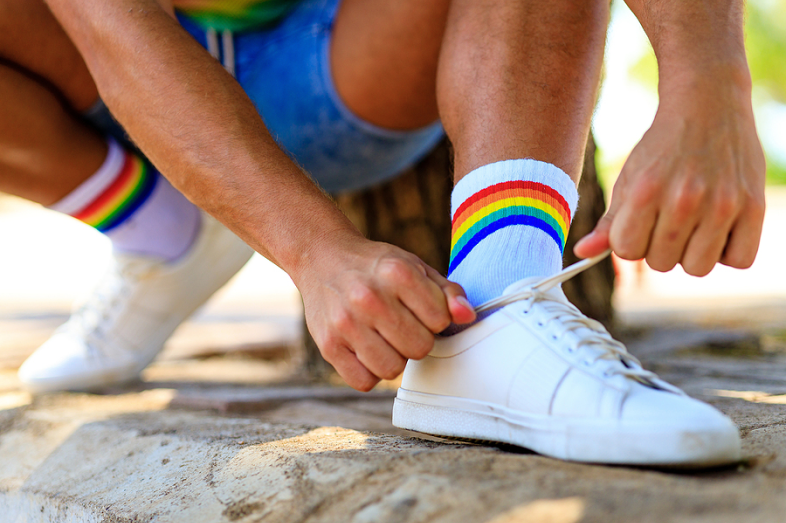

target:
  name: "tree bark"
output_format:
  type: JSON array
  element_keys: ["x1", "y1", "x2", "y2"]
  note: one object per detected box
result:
[{"x1": 302, "y1": 135, "x2": 614, "y2": 378}]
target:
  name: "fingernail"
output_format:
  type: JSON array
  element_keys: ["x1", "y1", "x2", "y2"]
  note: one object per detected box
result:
[{"x1": 456, "y1": 295, "x2": 473, "y2": 311}]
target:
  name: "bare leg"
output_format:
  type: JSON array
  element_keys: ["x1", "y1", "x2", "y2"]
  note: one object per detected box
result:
[
  {"x1": 0, "y1": 0, "x2": 104, "y2": 205},
  {"x1": 332, "y1": 0, "x2": 608, "y2": 183},
  {"x1": 439, "y1": 0, "x2": 608, "y2": 183}
]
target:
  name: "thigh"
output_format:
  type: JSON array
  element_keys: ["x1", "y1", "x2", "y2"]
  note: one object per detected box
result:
[
  {"x1": 330, "y1": 0, "x2": 451, "y2": 130},
  {"x1": 0, "y1": 0, "x2": 97, "y2": 111},
  {"x1": 178, "y1": 0, "x2": 445, "y2": 194}
]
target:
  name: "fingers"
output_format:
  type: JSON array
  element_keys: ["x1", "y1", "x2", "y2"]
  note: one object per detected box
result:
[
  {"x1": 575, "y1": 173, "x2": 658, "y2": 261},
  {"x1": 377, "y1": 257, "x2": 476, "y2": 331},
  {"x1": 598, "y1": 176, "x2": 762, "y2": 275},
  {"x1": 720, "y1": 197, "x2": 765, "y2": 269},
  {"x1": 422, "y1": 265, "x2": 476, "y2": 325},
  {"x1": 572, "y1": 225, "x2": 611, "y2": 259},
  {"x1": 319, "y1": 319, "x2": 406, "y2": 389},
  {"x1": 321, "y1": 343, "x2": 380, "y2": 392},
  {"x1": 377, "y1": 257, "x2": 453, "y2": 332},
  {"x1": 351, "y1": 328, "x2": 408, "y2": 382},
  {"x1": 644, "y1": 182, "x2": 704, "y2": 272},
  {"x1": 608, "y1": 177, "x2": 660, "y2": 261},
  {"x1": 374, "y1": 299, "x2": 437, "y2": 360}
]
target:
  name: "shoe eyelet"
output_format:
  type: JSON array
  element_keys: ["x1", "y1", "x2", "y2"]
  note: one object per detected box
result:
[
  {"x1": 537, "y1": 322, "x2": 544, "y2": 327},
  {"x1": 551, "y1": 334, "x2": 558, "y2": 340}
]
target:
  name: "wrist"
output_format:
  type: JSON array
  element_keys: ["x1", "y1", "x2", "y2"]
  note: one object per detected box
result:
[
  {"x1": 285, "y1": 220, "x2": 367, "y2": 292},
  {"x1": 659, "y1": 59, "x2": 750, "y2": 98},
  {"x1": 656, "y1": 60, "x2": 753, "y2": 118},
  {"x1": 626, "y1": 0, "x2": 751, "y2": 102}
]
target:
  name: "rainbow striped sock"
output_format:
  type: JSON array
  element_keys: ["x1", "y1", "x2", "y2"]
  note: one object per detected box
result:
[
  {"x1": 50, "y1": 138, "x2": 201, "y2": 261},
  {"x1": 72, "y1": 146, "x2": 157, "y2": 233},
  {"x1": 448, "y1": 160, "x2": 578, "y2": 306}
]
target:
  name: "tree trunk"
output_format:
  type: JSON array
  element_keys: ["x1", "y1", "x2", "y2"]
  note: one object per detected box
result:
[{"x1": 302, "y1": 136, "x2": 614, "y2": 378}]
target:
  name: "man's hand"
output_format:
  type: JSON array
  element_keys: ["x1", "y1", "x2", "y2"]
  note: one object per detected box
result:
[
  {"x1": 296, "y1": 237, "x2": 476, "y2": 391},
  {"x1": 575, "y1": 79, "x2": 765, "y2": 275},
  {"x1": 575, "y1": 0, "x2": 766, "y2": 275}
]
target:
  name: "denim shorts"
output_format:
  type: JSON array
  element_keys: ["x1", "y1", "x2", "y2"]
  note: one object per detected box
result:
[{"x1": 86, "y1": 0, "x2": 444, "y2": 194}]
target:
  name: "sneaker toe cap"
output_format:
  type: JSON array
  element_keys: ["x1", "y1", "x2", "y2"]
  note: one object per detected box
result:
[{"x1": 18, "y1": 333, "x2": 131, "y2": 393}]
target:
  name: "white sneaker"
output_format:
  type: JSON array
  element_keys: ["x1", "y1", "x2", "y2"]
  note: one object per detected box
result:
[
  {"x1": 18, "y1": 212, "x2": 254, "y2": 393},
  {"x1": 393, "y1": 252, "x2": 741, "y2": 466}
]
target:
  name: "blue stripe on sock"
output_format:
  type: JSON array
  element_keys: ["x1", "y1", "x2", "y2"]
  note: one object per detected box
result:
[{"x1": 448, "y1": 214, "x2": 563, "y2": 276}]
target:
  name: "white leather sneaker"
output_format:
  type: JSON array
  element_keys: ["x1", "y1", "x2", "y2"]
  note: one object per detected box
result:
[
  {"x1": 18, "y1": 212, "x2": 254, "y2": 393},
  {"x1": 393, "y1": 252, "x2": 741, "y2": 466}
]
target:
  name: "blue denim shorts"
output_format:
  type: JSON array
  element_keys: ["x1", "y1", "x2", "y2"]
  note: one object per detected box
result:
[{"x1": 87, "y1": 0, "x2": 444, "y2": 194}]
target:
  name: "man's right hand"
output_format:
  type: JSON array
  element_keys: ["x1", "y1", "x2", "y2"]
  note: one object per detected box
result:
[{"x1": 296, "y1": 236, "x2": 476, "y2": 391}]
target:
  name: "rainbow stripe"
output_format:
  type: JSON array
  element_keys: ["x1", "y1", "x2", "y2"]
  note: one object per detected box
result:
[
  {"x1": 448, "y1": 181, "x2": 572, "y2": 275},
  {"x1": 73, "y1": 151, "x2": 157, "y2": 232},
  {"x1": 174, "y1": 0, "x2": 300, "y2": 31}
]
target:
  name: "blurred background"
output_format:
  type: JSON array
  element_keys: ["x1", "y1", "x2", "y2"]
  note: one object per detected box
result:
[{"x1": 2, "y1": 0, "x2": 786, "y2": 370}]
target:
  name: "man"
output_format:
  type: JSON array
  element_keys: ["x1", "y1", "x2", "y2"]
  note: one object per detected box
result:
[{"x1": 0, "y1": 0, "x2": 764, "y2": 465}]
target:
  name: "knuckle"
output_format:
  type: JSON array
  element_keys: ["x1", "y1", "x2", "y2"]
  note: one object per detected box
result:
[
  {"x1": 331, "y1": 309, "x2": 354, "y2": 332},
  {"x1": 709, "y1": 188, "x2": 741, "y2": 224},
  {"x1": 378, "y1": 258, "x2": 415, "y2": 284},
  {"x1": 319, "y1": 339, "x2": 340, "y2": 362},
  {"x1": 630, "y1": 176, "x2": 662, "y2": 206},
  {"x1": 672, "y1": 181, "x2": 705, "y2": 219},
  {"x1": 347, "y1": 284, "x2": 379, "y2": 310}
]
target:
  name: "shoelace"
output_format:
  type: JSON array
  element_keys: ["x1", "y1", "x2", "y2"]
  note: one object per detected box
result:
[{"x1": 475, "y1": 250, "x2": 681, "y2": 392}]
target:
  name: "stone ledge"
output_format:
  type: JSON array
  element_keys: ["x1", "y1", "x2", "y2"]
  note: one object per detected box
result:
[{"x1": 3, "y1": 387, "x2": 786, "y2": 523}]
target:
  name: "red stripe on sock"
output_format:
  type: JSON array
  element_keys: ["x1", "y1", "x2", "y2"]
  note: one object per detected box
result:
[
  {"x1": 453, "y1": 181, "x2": 571, "y2": 227},
  {"x1": 73, "y1": 152, "x2": 136, "y2": 222}
]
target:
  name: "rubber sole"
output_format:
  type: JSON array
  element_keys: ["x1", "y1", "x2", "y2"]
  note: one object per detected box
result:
[{"x1": 392, "y1": 388, "x2": 741, "y2": 467}]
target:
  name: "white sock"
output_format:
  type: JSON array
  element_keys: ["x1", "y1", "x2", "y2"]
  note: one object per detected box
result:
[
  {"x1": 448, "y1": 159, "x2": 579, "y2": 306},
  {"x1": 49, "y1": 138, "x2": 201, "y2": 261}
]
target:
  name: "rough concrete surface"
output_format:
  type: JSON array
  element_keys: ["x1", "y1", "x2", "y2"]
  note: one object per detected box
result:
[
  {"x1": 6, "y1": 192, "x2": 786, "y2": 522},
  {"x1": 3, "y1": 327, "x2": 786, "y2": 523}
]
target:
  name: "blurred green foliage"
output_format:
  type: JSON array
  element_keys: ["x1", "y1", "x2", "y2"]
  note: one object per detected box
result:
[
  {"x1": 627, "y1": 0, "x2": 786, "y2": 183},
  {"x1": 746, "y1": 0, "x2": 786, "y2": 103}
]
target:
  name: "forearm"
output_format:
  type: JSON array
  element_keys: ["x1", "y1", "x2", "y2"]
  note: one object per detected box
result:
[
  {"x1": 43, "y1": 0, "x2": 361, "y2": 278},
  {"x1": 625, "y1": 0, "x2": 750, "y2": 95}
]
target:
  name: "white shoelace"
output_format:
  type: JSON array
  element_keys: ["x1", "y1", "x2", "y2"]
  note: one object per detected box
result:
[{"x1": 475, "y1": 250, "x2": 680, "y2": 392}]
